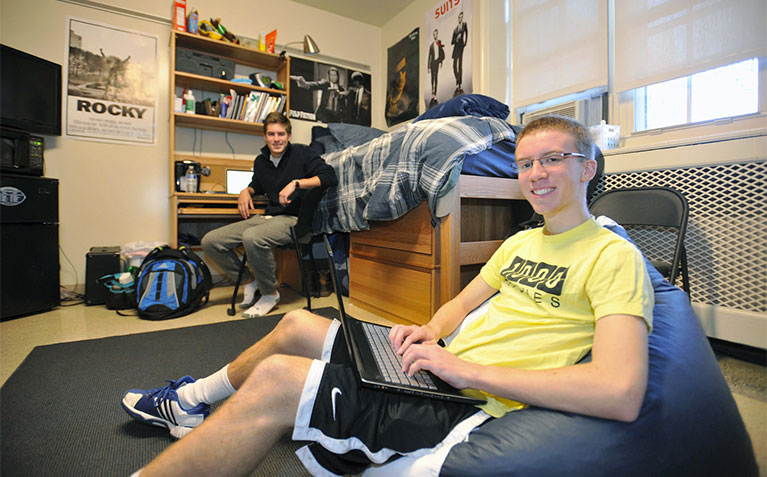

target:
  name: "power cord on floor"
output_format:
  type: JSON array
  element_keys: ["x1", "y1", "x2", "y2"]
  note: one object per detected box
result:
[{"x1": 59, "y1": 245, "x2": 85, "y2": 305}]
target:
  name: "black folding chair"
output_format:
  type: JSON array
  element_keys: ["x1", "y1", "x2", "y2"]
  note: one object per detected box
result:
[
  {"x1": 227, "y1": 187, "x2": 327, "y2": 316},
  {"x1": 589, "y1": 186, "x2": 690, "y2": 296}
]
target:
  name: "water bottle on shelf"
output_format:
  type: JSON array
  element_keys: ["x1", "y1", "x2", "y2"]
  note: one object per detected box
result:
[
  {"x1": 184, "y1": 165, "x2": 198, "y2": 193},
  {"x1": 183, "y1": 89, "x2": 195, "y2": 114}
]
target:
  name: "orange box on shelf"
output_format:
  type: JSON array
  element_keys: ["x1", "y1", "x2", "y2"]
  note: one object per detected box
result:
[{"x1": 173, "y1": 0, "x2": 187, "y2": 32}]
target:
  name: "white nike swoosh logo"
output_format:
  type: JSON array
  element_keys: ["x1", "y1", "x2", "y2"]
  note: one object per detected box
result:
[{"x1": 331, "y1": 387, "x2": 342, "y2": 421}]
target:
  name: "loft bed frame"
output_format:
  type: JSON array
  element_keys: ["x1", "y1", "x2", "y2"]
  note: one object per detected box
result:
[{"x1": 349, "y1": 174, "x2": 524, "y2": 326}]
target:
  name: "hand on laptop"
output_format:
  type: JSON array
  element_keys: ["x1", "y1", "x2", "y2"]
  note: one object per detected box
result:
[
  {"x1": 389, "y1": 324, "x2": 439, "y2": 355},
  {"x1": 399, "y1": 342, "x2": 477, "y2": 390}
]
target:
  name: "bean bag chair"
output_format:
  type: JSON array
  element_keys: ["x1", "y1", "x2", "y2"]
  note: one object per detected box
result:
[{"x1": 366, "y1": 220, "x2": 758, "y2": 476}]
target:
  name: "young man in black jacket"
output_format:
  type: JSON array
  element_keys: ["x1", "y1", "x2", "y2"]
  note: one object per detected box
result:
[{"x1": 201, "y1": 112, "x2": 337, "y2": 317}]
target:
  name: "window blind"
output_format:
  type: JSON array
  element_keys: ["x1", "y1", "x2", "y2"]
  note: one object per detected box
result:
[
  {"x1": 511, "y1": 0, "x2": 608, "y2": 109},
  {"x1": 614, "y1": 0, "x2": 767, "y2": 93}
]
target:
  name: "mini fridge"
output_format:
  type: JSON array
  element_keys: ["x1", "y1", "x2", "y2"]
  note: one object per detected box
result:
[{"x1": 1, "y1": 174, "x2": 60, "y2": 319}]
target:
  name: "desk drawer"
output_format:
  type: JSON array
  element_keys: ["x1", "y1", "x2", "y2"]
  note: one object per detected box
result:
[
  {"x1": 349, "y1": 255, "x2": 434, "y2": 325},
  {"x1": 351, "y1": 202, "x2": 434, "y2": 255}
]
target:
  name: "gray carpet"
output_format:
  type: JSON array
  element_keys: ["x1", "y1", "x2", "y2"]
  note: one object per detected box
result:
[{"x1": 0, "y1": 309, "x2": 339, "y2": 476}]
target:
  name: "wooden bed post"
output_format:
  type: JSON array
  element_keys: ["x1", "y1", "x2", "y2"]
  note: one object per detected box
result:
[{"x1": 439, "y1": 184, "x2": 462, "y2": 306}]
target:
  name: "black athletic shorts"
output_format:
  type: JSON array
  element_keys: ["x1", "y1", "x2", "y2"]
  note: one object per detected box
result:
[{"x1": 292, "y1": 320, "x2": 483, "y2": 476}]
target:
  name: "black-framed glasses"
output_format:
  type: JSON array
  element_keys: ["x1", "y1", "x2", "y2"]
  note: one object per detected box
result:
[{"x1": 515, "y1": 152, "x2": 586, "y2": 172}]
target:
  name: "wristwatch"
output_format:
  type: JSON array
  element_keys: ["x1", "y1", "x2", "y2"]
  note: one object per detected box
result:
[{"x1": 294, "y1": 180, "x2": 300, "y2": 189}]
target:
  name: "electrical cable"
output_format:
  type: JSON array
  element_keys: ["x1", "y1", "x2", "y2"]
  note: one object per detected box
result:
[
  {"x1": 225, "y1": 132, "x2": 236, "y2": 158},
  {"x1": 58, "y1": 245, "x2": 85, "y2": 304}
]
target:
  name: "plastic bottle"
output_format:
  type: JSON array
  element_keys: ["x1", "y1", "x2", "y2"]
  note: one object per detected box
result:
[
  {"x1": 184, "y1": 89, "x2": 195, "y2": 114},
  {"x1": 184, "y1": 165, "x2": 198, "y2": 193}
]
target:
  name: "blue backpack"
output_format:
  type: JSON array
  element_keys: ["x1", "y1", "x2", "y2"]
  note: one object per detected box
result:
[{"x1": 136, "y1": 246, "x2": 212, "y2": 320}]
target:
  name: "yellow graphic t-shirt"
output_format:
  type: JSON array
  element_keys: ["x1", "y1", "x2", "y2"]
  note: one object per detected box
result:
[{"x1": 446, "y1": 218, "x2": 654, "y2": 417}]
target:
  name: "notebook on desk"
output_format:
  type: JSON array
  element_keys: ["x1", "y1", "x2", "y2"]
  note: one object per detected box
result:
[
  {"x1": 225, "y1": 168, "x2": 253, "y2": 195},
  {"x1": 322, "y1": 235, "x2": 484, "y2": 405}
]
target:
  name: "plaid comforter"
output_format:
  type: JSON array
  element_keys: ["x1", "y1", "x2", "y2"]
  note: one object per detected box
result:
[{"x1": 314, "y1": 116, "x2": 516, "y2": 233}]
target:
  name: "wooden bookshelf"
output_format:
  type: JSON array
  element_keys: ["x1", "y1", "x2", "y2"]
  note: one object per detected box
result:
[{"x1": 168, "y1": 31, "x2": 290, "y2": 246}]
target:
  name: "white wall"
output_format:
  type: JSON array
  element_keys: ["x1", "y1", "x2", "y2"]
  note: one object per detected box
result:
[{"x1": 0, "y1": 0, "x2": 381, "y2": 288}]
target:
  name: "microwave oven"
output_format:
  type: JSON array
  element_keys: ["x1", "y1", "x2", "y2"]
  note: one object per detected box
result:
[{"x1": 1, "y1": 128, "x2": 44, "y2": 176}]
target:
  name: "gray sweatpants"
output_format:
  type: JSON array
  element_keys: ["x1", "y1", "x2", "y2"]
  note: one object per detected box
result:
[{"x1": 200, "y1": 214, "x2": 298, "y2": 295}]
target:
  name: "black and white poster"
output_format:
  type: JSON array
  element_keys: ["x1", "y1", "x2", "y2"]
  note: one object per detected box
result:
[
  {"x1": 425, "y1": 0, "x2": 472, "y2": 110},
  {"x1": 288, "y1": 57, "x2": 372, "y2": 126},
  {"x1": 385, "y1": 28, "x2": 419, "y2": 127},
  {"x1": 65, "y1": 18, "x2": 158, "y2": 144}
]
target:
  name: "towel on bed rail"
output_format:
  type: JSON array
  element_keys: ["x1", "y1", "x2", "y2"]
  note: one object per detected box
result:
[{"x1": 314, "y1": 116, "x2": 516, "y2": 234}]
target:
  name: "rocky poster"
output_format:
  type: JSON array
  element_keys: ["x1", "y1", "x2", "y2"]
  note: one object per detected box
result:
[{"x1": 65, "y1": 17, "x2": 158, "y2": 144}]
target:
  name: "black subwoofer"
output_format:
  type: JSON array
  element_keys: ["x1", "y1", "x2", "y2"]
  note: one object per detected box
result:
[{"x1": 85, "y1": 246, "x2": 121, "y2": 306}]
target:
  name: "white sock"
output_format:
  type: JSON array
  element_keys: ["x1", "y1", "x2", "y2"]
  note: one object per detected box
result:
[
  {"x1": 239, "y1": 281, "x2": 258, "y2": 308},
  {"x1": 177, "y1": 365, "x2": 237, "y2": 409},
  {"x1": 243, "y1": 292, "x2": 280, "y2": 318}
]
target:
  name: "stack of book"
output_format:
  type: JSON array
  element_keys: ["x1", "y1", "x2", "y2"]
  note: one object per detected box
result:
[{"x1": 221, "y1": 89, "x2": 286, "y2": 123}]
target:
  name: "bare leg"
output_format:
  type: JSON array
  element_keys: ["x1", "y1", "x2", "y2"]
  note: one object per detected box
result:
[
  {"x1": 226, "y1": 308, "x2": 332, "y2": 388},
  {"x1": 140, "y1": 353, "x2": 312, "y2": 476}
]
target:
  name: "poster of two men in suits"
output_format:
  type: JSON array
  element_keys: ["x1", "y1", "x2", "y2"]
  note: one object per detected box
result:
[
  {"x1": 425, "y1": 0, "x2": 472, "y2": 110},
  {"x1": 288, "y1": 57, "x2": 372, "y2": 126}
]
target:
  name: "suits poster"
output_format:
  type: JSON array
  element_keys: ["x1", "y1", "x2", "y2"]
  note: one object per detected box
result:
[
  {"x1": 288, "y1": 57, "x2": 372, "y2": 126},
  {"x1": 385, "y1": 28, "x2": 420, "y2": 127},
  {"x1": 425, "y1": 0, "x2": 472, "y2": 110}
]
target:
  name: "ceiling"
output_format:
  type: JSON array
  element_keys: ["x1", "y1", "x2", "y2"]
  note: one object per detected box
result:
[{"x1": 290, "y1": 0, "x2": 414, "y2": 27}]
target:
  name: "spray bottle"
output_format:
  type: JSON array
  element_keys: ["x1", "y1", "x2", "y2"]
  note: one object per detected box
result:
[{"x1": 183, "y1": 89, "x2": 195, "y2": 114}]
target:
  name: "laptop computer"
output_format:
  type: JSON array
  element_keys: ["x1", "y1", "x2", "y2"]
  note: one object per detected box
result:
[
  {"x1": 225, "y1": 168, "x2": 253, "y2": 195},
  {"x1": 322, "y1": 235, "x2": 484, "y2": 405}
]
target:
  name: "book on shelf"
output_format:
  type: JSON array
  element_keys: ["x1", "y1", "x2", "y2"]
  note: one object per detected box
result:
[
  {"x1": 205, "y1": 90, "x2": 286, "y2": 124},
  {"x1": 237, "y1": 95, "x2": 247, "y2": 121},
  {"x1": 256, "y1": 94, "x2": 286, "y2": 123},
  {"x1": 224, "y1": 89, "x2": 237, "y2": 119},
  {"x1": 254, "y1": 93, "x2": 268, "y2": 123},
  {"x1": 242, "y1": 92, "x2": 259, "y2": 122}
]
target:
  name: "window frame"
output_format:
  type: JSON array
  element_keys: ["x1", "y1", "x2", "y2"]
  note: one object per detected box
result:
[{"x1": 632, "y1": 58, "x2": 761, "y2": 134}]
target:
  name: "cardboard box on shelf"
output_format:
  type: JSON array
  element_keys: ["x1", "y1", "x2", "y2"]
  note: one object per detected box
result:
[{"x1": 173, "y1": 0, "x2": 186, "y2": 32}]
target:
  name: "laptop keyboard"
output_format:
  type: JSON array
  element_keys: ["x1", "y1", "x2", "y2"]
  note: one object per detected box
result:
[{"x1": 361, "y1": 322, "x2": 438, "y2": 390}]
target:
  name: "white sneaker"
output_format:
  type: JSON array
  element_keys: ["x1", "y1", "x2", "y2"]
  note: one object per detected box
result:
[
  {"x1": 121, "y1": 376, "x2": 209, "y2": 439},
  {"x1": 243, "y1": 292, "x2": 280, "y2": 318}
]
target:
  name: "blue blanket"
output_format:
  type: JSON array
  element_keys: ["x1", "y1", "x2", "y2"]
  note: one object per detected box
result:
[
  {"x1": 413, "y1": 94, "x2": 510, "y2": 123},
  {"x1": 314, "y1": 116, "x2": 516, "y2": 233}
]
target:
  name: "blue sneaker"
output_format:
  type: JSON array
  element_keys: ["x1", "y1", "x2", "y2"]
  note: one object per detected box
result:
[{"x1": 121, "y1": 376, "x2": 210, "y2": 439}]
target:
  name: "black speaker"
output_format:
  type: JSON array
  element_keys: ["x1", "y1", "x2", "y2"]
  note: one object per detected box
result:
[{"x1": 85, "y1": 246, "x2": 121, "y2": 306}]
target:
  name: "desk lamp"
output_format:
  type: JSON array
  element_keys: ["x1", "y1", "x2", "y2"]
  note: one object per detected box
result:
[{"x1": 279, "y1": 35, "x2": 320, "y2": 58}]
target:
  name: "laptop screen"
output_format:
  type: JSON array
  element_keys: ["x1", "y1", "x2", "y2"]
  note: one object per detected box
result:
[{"x1": 225, "y1": 169, "x2": 252, "y2": 194}]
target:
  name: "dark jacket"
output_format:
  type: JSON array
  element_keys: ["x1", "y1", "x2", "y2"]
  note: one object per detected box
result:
[{"x1": 248, "y1": 142, "x2": 338, "y2": 216}]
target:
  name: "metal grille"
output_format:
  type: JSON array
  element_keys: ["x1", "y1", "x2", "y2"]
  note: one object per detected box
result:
[{"x1": 595, "y1": 161, "x2": 767, "y2": 314}]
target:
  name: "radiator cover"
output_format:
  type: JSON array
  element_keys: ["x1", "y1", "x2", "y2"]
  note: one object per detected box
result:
[{"x1": 596, "y1": 160, "x2": 766, "y2": 316}]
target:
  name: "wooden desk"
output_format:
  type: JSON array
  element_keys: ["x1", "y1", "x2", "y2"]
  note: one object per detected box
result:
[
  {"x1": 172, "y1": 193, "x2": 265, "y2": 246},
  {"x1": 173, "y1": 193, "x2": 301, "y2": 291},
  {"x1": 350, "y1": 176, "x2": 524, "y2": 325}
]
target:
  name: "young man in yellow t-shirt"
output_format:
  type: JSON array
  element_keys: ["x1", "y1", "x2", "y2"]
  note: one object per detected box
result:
[{"x1": 123, "y1": 116, "x2": 654, "y2": 477}]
